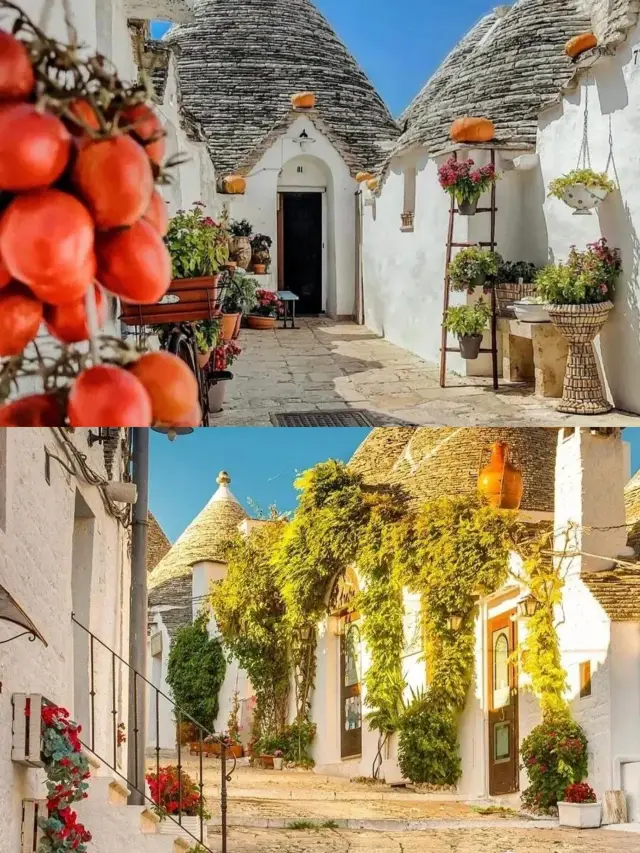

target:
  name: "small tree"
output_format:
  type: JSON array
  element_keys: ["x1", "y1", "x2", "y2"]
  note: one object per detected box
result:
[{"x1": 166, "y1": 612, "x2": 226, "y2": 730}]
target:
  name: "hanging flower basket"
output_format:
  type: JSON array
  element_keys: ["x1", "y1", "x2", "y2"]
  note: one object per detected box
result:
[{"x1": 548, "y1": 170, "x2": 616, "y2": 216}]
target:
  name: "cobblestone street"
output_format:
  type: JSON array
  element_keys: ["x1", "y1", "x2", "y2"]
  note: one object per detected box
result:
[{"x1": 211, "y1": 319, "x2": 639, "y2": 427}]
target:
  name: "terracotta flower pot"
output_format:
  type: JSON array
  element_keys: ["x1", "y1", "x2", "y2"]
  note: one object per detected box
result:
[
  {"x1": 478, "y1": 440, "x2": 524, "y2": 511},
  {"x1": 233, "y1": 314, "x2": 242, "y2": 339},
  {"x1": 229, "y1": 236, "x2": 252, "y2": 270},
  {"x1": 221, "y1": 313, "x2": 240, "y2": 341},
  {"x1": 546, "y1": 301, "x2": 613, "y2": 414},
  {"x1": 197, "y1": 349, "x2": 212, "y2": 369},
  {"x1": 253, "y1": 264, "x2": 266, "y2": 275},
  {"x1": 247, "y1": 315, "x2": 277, "y2": 330}
]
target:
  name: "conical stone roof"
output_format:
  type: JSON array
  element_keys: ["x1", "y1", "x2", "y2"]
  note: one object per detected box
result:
[
  {"x1": 149, "y1": 471, "x2": 248, "y2": 595},
  {"x1": 164, "y1": 0, "x2": 399, "y2": 175},
  {"x1": 349, "y1": 427, "x2": 558, "y2": 513}
]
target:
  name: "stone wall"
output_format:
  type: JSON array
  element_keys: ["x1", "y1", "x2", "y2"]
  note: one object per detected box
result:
[{"x1": 0, "y1": 428, "x2": 130, "y2": 853}]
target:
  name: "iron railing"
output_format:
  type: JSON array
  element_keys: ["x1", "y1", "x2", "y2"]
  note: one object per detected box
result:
[{"x1": 71, "y1": 615, "x2": 235, "y2": 853}]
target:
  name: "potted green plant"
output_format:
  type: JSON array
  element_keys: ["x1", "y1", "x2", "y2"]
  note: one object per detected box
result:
[
  {"x1": 194, "y1": 318, "x2": 221, "y2": 369},
  {"x1": 548, "y1": 169, "x2": 616, "y2": 216},
  {"x1": 166, "y1": 203, "x2": 229, "y2": 281},
  {"x1": 558, "y1": 783, "x2": 601, "y2": 829},
  {"x1": 443, "y1": 299, "x2": 491, "y2": 359},
  {"x1": 247, "y1": 289, "x2": 282, "y2": 330},
  {"x1": 535, "y1": 238, "x2": 621, "y2": 414},
  {"x1": 448, "y1": 247, "x2": 500, "y2": 292},
  {"x1": 228, "y1": 218, "x2": 253, "y2": 270},
  {"x1": 233, "y1": 273, "x2": 259, "y2": 330},
  {"x1": 438, "y1": 156, "x2": 498, "y2": 215},
  {"x1": 250, "y1": 234, "x2": 273, "y2": 274}
]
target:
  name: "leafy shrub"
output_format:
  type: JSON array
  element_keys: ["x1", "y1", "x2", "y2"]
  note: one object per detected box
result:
[
  {"x1": 397, "y1": 692, "x2": 461, "y2": 785},
  {"x1": 496, "y1": 260, "x2": 538, "y2": 284},
  {"x1": 166, "y1": 203, "x2": 229, "y2": 279},
  {"x1": 448, "y1": 247, "x2": 500, "y2": 292},
  {"x1": 166, "y1": 613, "x2": 226, "y2": 731},
  {"x1": 146, "y1": 766, "x2": 211, "y2": 819},
  {"x1": 535, "y1": 239, "x2": 621, "y2": 305},
  {"x1": 229, "y1": 218, "x2": 253, "y2": 237},
  {"x1": 563, "y1": 782, "x2": 597, "y2": 804},
  {"x1": 520, "y1": 715, "x2": 589, "y2": 813},
  {"x1": 443, "y1": 300, "x2": 491, "y2": 338},
  {"x1": 258, "y1": 717, "x2": 317, "y2": 765},
  {"x1": 548, "y1": 169, "x2": 616, "y2": 200}
]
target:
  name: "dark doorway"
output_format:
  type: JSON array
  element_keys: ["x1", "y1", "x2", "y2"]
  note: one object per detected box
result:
[
  {"x1": 278, "y1": 192, "x2": 323, "y2": 314},
  {"x1": 488, "y1": 610, "x2": 519, "y2": 795},
  {"x1": 340, "y1": 618, "x2": 363, "y2": 759}
]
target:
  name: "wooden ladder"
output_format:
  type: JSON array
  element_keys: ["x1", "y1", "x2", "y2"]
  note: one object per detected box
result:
[{"x1": 439, "y1": 148, "x2": 499, "y2": 391}]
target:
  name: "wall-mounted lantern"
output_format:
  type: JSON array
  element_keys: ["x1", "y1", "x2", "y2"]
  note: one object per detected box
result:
[{"x1": 517, "y1": 594, "x2": 540, "y2": 619}]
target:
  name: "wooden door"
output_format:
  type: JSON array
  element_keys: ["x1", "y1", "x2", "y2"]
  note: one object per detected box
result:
[
  {"x1": 488, "y1": 611, "x2": 519, "y2": 795},
  {"x1": 340, "y1": 619, "x2": 362, "y2": 759},
  {"x1": 281, "y1": 192, "x2": 323, "y2": 313}
]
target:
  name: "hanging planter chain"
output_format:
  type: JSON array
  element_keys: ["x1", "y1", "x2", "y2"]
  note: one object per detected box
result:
[{"x1": 576, "y1": 74, "x2": 592, "y2": 172}]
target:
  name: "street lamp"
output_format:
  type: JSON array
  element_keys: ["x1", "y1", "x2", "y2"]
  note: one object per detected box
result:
[
  {"x1": 517, "y1": 595, "x2": 540, "y2": 619},
  {"x1": 446, "y1": 614, "x2": 463, "y2": 632}
]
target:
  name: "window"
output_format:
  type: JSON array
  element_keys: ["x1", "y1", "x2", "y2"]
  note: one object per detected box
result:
[
  {"x1": 401, "y1": 166, "x2": 417, "y2": 232},
  {"x1": 579, "y1": 661, "x2": 592, "y2": 698}
]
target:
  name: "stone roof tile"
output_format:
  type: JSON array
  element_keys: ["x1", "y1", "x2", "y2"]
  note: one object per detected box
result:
[{"x1": 163, "y1": 0, "x2": 400, "y2": 175}]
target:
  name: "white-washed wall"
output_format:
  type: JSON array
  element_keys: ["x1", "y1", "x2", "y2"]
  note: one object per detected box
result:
[{"x1": 0, "y1": 428, "x2": 130, "y2": 853}]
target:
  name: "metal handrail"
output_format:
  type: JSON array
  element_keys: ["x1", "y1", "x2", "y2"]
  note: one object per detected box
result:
[{"x1": 71, "y1": 615, "x2": 235, "y2": 853}]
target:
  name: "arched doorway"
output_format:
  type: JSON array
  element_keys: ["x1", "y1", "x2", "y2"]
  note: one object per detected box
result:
[
  {"x1": 328, "y1": 566, "x2": 362, "y2": 760},
  {"x1": 277, "y1": 155, "x2": 330, "y2": 314}
]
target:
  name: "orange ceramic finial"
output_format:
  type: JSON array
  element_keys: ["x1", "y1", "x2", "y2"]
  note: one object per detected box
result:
[{"x1": 478, "y1": 441, "x2": 523, "y2": 510}]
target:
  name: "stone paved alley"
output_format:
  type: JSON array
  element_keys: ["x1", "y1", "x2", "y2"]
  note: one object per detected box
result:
[{"x1": 211, "y1": 320, "x2": 639, "y2": 427}]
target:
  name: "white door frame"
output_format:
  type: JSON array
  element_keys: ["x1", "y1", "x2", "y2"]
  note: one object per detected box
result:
[{"x1": 278, "y1": 186, "x2": 328, "y2": 313}]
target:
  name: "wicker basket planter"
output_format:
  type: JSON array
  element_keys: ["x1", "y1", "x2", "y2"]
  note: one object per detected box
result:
[
  {"x1": 495, "y1": 281, "x2": 537, "y2": 316},
  {"x1": 546, "y1": 301, "x2": 613, "y2": 414},
  {"x1": 247, "y1": 315, "x2": 277, "y2": 330}
]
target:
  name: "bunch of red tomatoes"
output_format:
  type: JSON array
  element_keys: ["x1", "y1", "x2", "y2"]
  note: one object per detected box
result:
[{"x1": 0, "y1": 24, "x2": 201, "y2": 427}]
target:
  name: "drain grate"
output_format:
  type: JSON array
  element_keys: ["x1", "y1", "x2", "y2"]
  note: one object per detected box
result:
[{"x1": 270, "y1": 410, "x2": 416, "y2": 427}]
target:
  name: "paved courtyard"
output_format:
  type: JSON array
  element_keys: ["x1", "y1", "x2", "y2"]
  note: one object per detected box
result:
[{"x1": 211, "y1": 319, "x2": 639, "y2": 427}]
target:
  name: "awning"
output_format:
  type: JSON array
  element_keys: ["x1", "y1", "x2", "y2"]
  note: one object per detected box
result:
[{"x1": 0, "y1": 583, "x2": 47, "y2": 646}]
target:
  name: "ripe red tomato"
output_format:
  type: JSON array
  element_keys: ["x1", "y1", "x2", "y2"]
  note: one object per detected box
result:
[
  {"x1": 0, "y1": 282, "x2": 43, "y2": 356},
  {"x1": 143, "y1": 189, "x2": 169, "y2": 237},
  {"x1": 121, "y1": 103, "x2": 166, "y2": 167},
  {"x1": 96, "y1": 219, "x2": 171, "y2": 304},
  {"x1": 0, "y1": 190, "x2": 95, "y2": 304},
  {"x1": 0, "y1": 393, "x2": 65, "y2": 426},
  {"x1": 71, "y1": 134, "x2": 154, "y2": 229},
  {"x1": 68, "y1": 365, "x2": 152, "y2": 427},
  {"x1": 0, "y1": 31, "x2": 35, "y2": 101},
  {"x1": 0, "y1": 252, "x2": 10, "y2": 289},
  {"x1": 0, "y1": 103, "x2": 71, "y2": 192},
  {"x1": 129, "y1": 352, "x2": 200, "y2": 425},
  {"x1": 44, "y1": 284, "x2": 106, "y2": 343},
  {"x1": 65, "y1": 98, "x2": 101, "y2": 142}
]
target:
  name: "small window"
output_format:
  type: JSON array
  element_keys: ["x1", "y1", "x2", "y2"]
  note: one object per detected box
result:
[
  {"x1": 579, "y1": 661, "x2": 592, "y2": 698},
  {"x1": 401, "y1": 166, "x2": 416, "y2": 232}
]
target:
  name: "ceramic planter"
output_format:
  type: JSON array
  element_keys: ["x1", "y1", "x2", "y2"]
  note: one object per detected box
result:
[
  {"x1": 253, "y1": 263, "x2": 267, "y2": 275},
  {"x1": 229, "y1": 236, "x2": 252, "y2": 269},
  {"x1": 458, "y1": 334, "x2": 483, "y2": 359},
  {"x1": 558, "y1": 802, "x2": 602, "y2": 829},
  {"x1": 273, "y1": 757, "x2": 284, "y2": 770},
  {"x1": 513, "y1": 302, "x2": 550, "y2": 323},
  {"x1": 221, "y1": 313, "x2": 240, "y2": 341},
  {"x1": 247, "y1": 315, "x2": 277, "y2": 330},
  {"x1": 559, "y1": 183, "x2": 609, "y2": 216},
  {"x1": 208, "y1": 382, "x2": 227, "y2": 414},
  {"x1": 546, "y1": 301, "x2": 613, "y2": 414},
  {"x1": 458, "y1": 198, "x2": 479, "y2": 216},
  {"x1": 158, "y1": 815, "x2": 203, "y2": 840}
]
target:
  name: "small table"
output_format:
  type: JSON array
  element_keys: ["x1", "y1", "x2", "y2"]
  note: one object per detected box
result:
[{"x1": 277, "y1": 291, "x2": 299, "y2": 329}]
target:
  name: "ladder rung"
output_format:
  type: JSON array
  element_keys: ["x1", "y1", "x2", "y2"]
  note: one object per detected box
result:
[
  {"x1": 454, "y1": 207, "x2": 496, "y2": 214},
  {"x1": 450, "y1": 241, "x2": 495, "y2": 248},
  {"x1": 443, "y1": 347, "x2": 497, "y2": 354}
]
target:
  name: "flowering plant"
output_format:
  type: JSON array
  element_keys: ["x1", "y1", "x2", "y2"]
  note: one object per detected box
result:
[
  {"x1": 273, "y1": 750, "x2": 283, "y2": 758},
  {"x1": 212, "y1": 341, "x2": 242, "y2": 371},
  {"x1": 166, "y1": 203, "x2": 230, "y2": 279},
  {"x1": 563, "y1": 782, "x2": 597, "y2": 804},
  {"x1": 438, "y1": 157, "x2": 498, "y2": 206},
  {"x1": 448, "y1": 247, "x2": 500, "y2": 292},
  {"x1": 38, "y1": 705, "x2": 92, "y2": 853},
  {"x1": 251, "y1": 289, "x2": 282, "y2": 318},
  {"x1": 535, "y1": 239, "x2": 621, "y2": 305},
  {"x1": 520, "y1": 714, "x2": 589, "y2": 813},
  {"x1": 146, "y1": 766, "x2": 211, "y2": 819},
  {"x1": 117, "y1": 723, "x2": 127, "y2": 746}
]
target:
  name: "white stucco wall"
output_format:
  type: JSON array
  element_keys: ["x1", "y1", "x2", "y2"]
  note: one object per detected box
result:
[{"x1": 0, "y1": 428, "x2": 130, "y2": 853}]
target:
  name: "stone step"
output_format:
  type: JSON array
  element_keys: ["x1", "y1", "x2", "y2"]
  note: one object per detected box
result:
[
  {"x1": 222, "y1": 788, "x2": 464, "y2": 802},
  {"x1": 207, "y1": 816, "x2": 559, "y2": 832}
]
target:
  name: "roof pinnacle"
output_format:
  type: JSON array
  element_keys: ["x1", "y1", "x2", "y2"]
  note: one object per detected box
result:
[{"x1": 217, "y1": 471, "x2": 231, "y2": 486}]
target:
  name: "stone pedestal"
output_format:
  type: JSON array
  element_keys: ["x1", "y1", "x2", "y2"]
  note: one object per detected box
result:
[
  {"x1": 546, "y1": 302, "x2": 613, "y2": 415},
  {"x1": 498, "y1": 319, "x2": 568, "y2": 398}
]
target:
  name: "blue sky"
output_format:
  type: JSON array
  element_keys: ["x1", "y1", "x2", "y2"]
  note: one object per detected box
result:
[
  {"x1": 150, "y1": 0, "x2": 497, "y2": 116},
  {"x1": 150, "y1": 429, "x2": 640, "y2": 544}
]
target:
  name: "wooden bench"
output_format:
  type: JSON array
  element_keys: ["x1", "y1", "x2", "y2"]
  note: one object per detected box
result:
[{"x1": 277, "y1": 290, "x2": 299, "y2": 329}]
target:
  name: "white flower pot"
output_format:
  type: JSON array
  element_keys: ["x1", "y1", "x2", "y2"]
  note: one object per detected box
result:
[
  {"x1": 558, "y1": 802, "x2": 602, "y2": 829},
  {"x1": 513, "y1": 302, "x2": 551, "y2": 323},
  {"x1": 560, "y1": 183, "x2": 609, "y2": 216},
  {"x1": 158, "y1": 815, "x2": 204, "y2": 840},
  {"x1": 273, "y1": 757, "x2": 284, "y2": 770}
]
